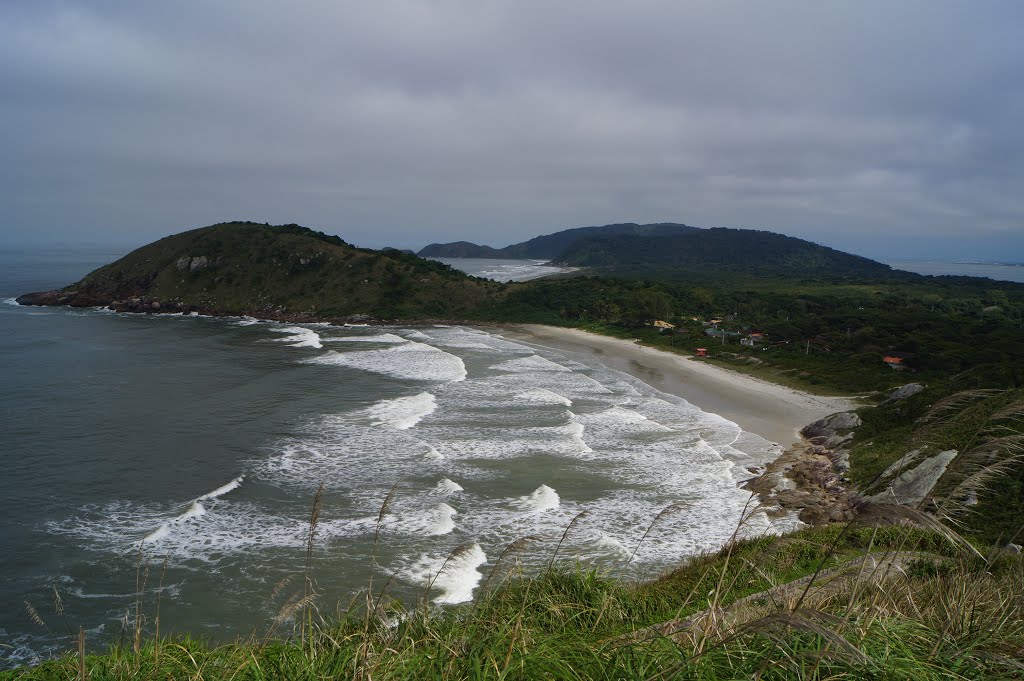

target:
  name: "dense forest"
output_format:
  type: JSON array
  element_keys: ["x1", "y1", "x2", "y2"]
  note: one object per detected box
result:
[{"x1": 418, "y1": 222, "x2": 697, "y2": 259}]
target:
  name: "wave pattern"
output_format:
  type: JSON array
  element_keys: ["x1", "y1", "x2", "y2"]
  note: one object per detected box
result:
[{"x1": 48, "y1": 322, "x2": 786, "y2": 611}]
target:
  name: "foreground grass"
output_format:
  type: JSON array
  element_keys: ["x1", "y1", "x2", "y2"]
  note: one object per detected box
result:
[{"x1": 6, "y1": 522, "x2": 1023, "y2": 680}]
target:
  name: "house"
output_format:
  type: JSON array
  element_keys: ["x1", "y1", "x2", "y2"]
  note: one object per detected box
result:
[
  {"x1": 650, "y1": 320, "x2": 676, "y2": 331},
  {"x1": 741, "y1": 332, "x2": 769, "y2": 348},
  {"x1": 882, "y1": 356, "x2": 905, "y2": 370}
]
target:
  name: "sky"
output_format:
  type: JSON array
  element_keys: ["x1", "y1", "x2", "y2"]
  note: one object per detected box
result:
[{"x1": 1, "y1": 1, "x2": 1022, "y2": 261}]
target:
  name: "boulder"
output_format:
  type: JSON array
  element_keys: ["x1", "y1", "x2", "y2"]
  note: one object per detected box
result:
[
  {"x1": 885, "y1": 383, "x2": 925, "y2": 402},
  {"x1": 866, "y1": 449, "x2": 958, "y2": 506},
  {"x1": 802, "y1": 411, "x2": 861, "y2": 441}
]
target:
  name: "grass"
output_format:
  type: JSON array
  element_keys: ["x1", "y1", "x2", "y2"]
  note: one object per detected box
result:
[{"x1": 5, "y1": 510, "x2": 1023, "y2": 679}]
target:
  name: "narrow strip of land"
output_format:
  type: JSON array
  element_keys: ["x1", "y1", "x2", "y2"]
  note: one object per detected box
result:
[{"x1": 500, "y1": 324, "x2": 858, "y2": 447}]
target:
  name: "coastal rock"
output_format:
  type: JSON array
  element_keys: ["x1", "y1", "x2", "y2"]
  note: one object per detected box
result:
[
  {"x1": 175, "y1": 255, "x2": 211, "y2": 272},
  {"x1": 866, "y1": 449, "x2": 958, "y2": 506},
  {"x1": 745, "y1": 440, "x2": 859, "y2": 526},
  {"x1": 16, "y1": 289, "x2": 107, "y2": 308},
  {"x1": 15, "y1": 290, "x2": 63, "y2": 306},
  {"x1": 885, "y1": 383, "x2": 925, "y2": 402},
  {"x1": 801, "y1": 411, "x2": 861, "y2": 458}
]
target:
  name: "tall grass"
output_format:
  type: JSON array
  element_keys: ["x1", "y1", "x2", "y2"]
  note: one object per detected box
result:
[{"x1": 6, "y1": 501, "x2": 1023, "y2": 680}]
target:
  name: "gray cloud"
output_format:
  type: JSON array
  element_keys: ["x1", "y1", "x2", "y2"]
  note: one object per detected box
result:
[{"x1": 1, "y1": 0, "x2": 1022, "y2": 260}]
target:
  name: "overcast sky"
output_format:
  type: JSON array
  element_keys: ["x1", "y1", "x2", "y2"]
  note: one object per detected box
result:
[{"x1": 1, "y1": 1, "x2": 1022, "y2": 260}]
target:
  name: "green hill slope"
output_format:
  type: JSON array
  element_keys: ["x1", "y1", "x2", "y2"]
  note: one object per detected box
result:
[
  {"x1": 17, "y1": 222, "x2": 498, "y2": 320},
  {"x1": 418, "y1": 222, "x2": 698, "y2": 259},
  {"x1": 553, "y1": 227, "x2": 897, "y2": 279}
]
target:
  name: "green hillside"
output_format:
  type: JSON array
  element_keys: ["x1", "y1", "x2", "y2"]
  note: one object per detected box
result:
[
  {"x1": 418, "y1": 222, "x2": 698, "y2": 259},
  {"x1": 552, "y1": 227, "x2": 897, "y2": 279},
  {"x1": 17, "y1": 222, "x2": 499, "y2": 320}
]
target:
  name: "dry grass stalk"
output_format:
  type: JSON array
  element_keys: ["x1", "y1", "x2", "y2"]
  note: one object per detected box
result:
[
  {"x1": 627, "y1": 501, "x2": 685, "y2": 567},
  {"x1": 917, "y1": 389, "x2": 1004, "y2": 425},
  {"x1": 24, "y1": 601, "x2": 46, "y2": 629},
  {"x1": 302, "y1": 482, "x2": 325, "y2": 648},
  {"x1": 77, "y1": 628, "x2": 85, "y2": 681},
  {"x1": 480, "y1": 535, "x2": 539, "y2": 595},
  {"x1": 547, "y1": 510, "x2": 590, "y2": 572},
  {"x1": 857, "y1": 502, "x2": 983, "y2": 559},
  {"x1": 425, "y1": 542, "x2": 479, "y2": 602}
]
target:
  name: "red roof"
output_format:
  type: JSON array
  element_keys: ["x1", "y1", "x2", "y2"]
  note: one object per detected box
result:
[{"x1": 882, "y1": 356, "x2": 904, "y2": 364}]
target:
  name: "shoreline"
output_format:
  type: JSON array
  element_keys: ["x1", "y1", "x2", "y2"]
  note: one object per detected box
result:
[
  {"x1": 497, "y1": 324, "x2": 860, "y2": 449},
  {"x1": 15, "y1": 295, "x2": 858, "y2": 447}
]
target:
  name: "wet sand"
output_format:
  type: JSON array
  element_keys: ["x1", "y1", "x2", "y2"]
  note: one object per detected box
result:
[{"x1": 499, "y1": 324, "x2": 859, "y2": 447}]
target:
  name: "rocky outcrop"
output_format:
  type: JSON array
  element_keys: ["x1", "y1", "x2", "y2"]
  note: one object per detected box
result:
[
  {"x1": 175, "y1": 255, "x2": 212, "y2": 272},
  {"x1": 866, "y1": 449, "x2": 958, "y2": 506},
  {"x1": 746, "y1": 439, "x2": 861, "y2": 525},
  {"x1": 884, "y1": 383, "x2": 925, "y2": 402},
  {"x1": 15, "y1": 290, "x2": 107, "y2": 308},
  {"x1": 801, "y1": 411, "x2": 861, "y2": 473},
  {"x1": 746, "y1": 410, "x2": 864, "y2": 526},
  {"x1": 107, "y1": 297, "x2": 194, "y2": 314}
]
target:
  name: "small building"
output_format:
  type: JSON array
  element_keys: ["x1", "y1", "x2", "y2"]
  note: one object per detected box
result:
[
  {"x1": 695, "y1": 348, "x2": 708, "y2": 357},
  {"x1": 650, "y1": 319, "x2": 676, "y2": 330},
  {"x1": 741, "y1": 333, "x2": 769, "y2": 348},
  {"x1": 882, "y1": 356, "x2": 906, "y2": 371}
]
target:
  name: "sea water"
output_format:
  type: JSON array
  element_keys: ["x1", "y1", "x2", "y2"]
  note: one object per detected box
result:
[{"x1": 0, "y1": 249, "x2": 786, "y2": 668}]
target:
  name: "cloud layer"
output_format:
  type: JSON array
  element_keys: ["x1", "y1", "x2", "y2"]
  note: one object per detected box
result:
[{"x1": 2, "y1": 1, "x2": 1022, "y2": 259}]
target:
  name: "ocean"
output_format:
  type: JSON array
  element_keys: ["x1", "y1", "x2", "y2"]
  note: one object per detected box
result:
[
  {"x1": 0, "y1": 248, "x2": 786, "y2": 668},
  {"x1": 884, "y1": 260, "x2": 1024, "y2": 283}
]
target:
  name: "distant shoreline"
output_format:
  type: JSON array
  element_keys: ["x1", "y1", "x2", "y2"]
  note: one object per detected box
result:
[{"x1": 498, "y1": 324, "x2": 858, "y2": 448}]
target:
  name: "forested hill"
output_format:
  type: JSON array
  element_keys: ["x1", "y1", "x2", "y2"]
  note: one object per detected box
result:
[
  {"x1": 552, "y1": 227, "x2": 897, "y2": 279},
  {"x1": 16, "y1": 222, "x2": 498, "y2": 320},
  {"x1": 418, "y1": 222, "x2": 698, "y2": 259}
]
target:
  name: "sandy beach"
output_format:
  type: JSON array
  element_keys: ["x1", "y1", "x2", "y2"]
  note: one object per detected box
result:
[{"x1": 499, "y1": 324, "x2": 859, "y2": 448}]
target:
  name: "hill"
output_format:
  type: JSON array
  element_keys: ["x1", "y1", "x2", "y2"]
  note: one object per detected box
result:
[
  {"x1": 16, "y1": 222, "x2": 498, "y2": 320},
  {"x1": 418, "y1": 222, "x2": 698, "y2": 259},
  {"x1": 551, "y1": 227, "x2": 897, "y2": 279}
]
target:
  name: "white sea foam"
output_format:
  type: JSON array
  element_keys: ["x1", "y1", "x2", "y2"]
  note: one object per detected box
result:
[
  {"x1": 270, "y1": 326, "x2": 323, "y2": 348},
  {"x1": 396, "y1": 503, "x2": 458, "y2": 536},
  {"x1": 362, "y1": 392, "x2": 437, "y2": 429},
  {"x1": 514, "y1": 388, "x2": 572, "y2": 406},
  {"x1": 491, "y1": 355, "x2": 572, "y2": 373},
  {"x1": 44, "y1": 323, "x2": 785, "y2": 612},
  {"x1": 324, "y1": 333, "x2": 406, "y2": 344},
  {"x1": 584, "y1": 406, "x2": 674, "y2": 433},
  {"x1": 198, "y1": 475, "x2": 244, "y2": 500},
  {"x1": 307, "y1": 341, "x2": 467, "y2": 382},
  {"x1": 592, "y1": 534, "x2": 631, "y2": 558},
  {"x1": 396, "y1": 543, "x2": 487, "y2": 604},
  {"x1": 403, "y1": 330, "x2": 432, "y2": 340},
  {"x1": 513, "y1": 485, "x2": 560, "y2": 513},
  {"x1": 234, "y1": 316, "x2": 261, "y2": 326},
  {"x1": 142, "y1": 500, "x2": 206, "y2": 543},
  {"x1": 433, "y1": 478, "x2": 464, "y2": 495}
]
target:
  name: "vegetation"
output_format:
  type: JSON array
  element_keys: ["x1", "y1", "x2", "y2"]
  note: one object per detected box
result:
[
  {"x1": 6, "y1": 514, "x2": 1023, "y2": 679},
  {"x1": 24, "y1": 221, "x2": 1023, "y2": 396},
  {"x1": 552, "y1": 227, "x2": 896, "y2": 278},
  {"x1": 9, "y1": 220, "x2": 1024, "y2": 677},
  {"x1": 492, "y1": 271, "x2": 1024, "y2": 394},
  {"x1": 52, "y1": 222, "x2": 500, "y2": 320},
  {"x1": 418, "y1": 222, "x2": 697, "y2": 259}
]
